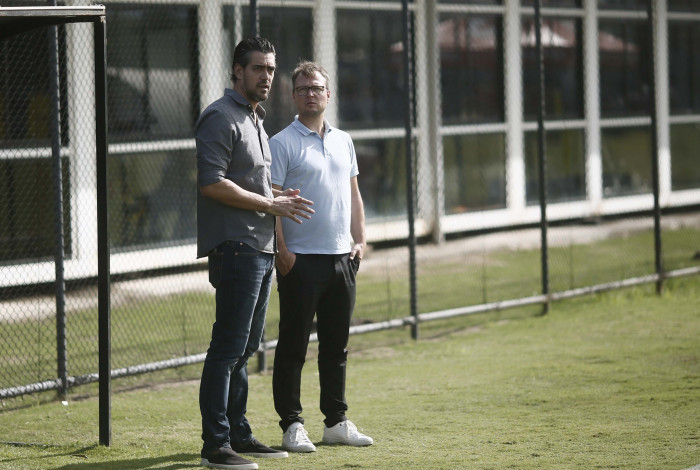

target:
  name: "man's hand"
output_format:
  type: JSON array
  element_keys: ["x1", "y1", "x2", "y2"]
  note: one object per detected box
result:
[
  {"x1": 350, "y1": 242, "x2": 364, "y2": 261},
  {"x1": 275, "y1": 248, "x2": 296, "y2": 276},
  {"x1": 269, "y1": 188, "x2": 314, "y2": 224}
]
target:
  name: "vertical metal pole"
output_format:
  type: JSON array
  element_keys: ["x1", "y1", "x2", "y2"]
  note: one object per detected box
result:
[
  {"x1": 249, "y1": 0, "x2": 259, "y2": 37},
  {"x1": 48, "y1": 0, "x2": 67, "y2": 401},
  {"x1": 248, "y1": 0, "x2": 265, "y2": 371},
  {"x1": 95, "y1": 15, "x2": 111, "y2": 447},
  {"x1": 647, "y1": 0, "x2": 663, "y2": 294},
  {"x1": 534, "y1": 0, "x2": 549, "y2": 313},
  {"x1": 257, "y1": 340, "x2": 267, "y2": 372},
  {"x1": 402, "y1": 0, "x2": 418, "y2": 339}
]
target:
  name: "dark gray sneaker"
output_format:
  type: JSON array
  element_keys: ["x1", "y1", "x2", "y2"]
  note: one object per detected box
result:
[
  {"x1": 200, "y1": 446, "x2": 258, "y2": 469},
  {"x1": 232, "y1": 437, "x2": 289, "y2": 458}
]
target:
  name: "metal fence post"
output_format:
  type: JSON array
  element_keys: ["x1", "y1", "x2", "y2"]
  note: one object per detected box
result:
[
  {"x1": 249, "y1": 0, "x2": 258, "y2": 37},
  {"x1": 247, "y1": 0, "x2": 267, "y2": 373},
  {"x1": 95, "y1": 14, "x2": 111, "y2": 447},
  {"x1": 402, "y1": 0, "x2": 418, "y2": 339},
  {"x1": 534, "y1": 0, "x2": 550, "y2": 314},
  {"x1": 647, "y1": 0, "x2": 664, "y2": 294},
  {"x1": 48, "y1": 4, "x2": 68, "y2": 401}
]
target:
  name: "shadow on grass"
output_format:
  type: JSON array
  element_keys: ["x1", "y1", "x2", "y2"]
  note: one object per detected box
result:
[
  {"x1": 54, "y1": 452, "x2": 199, "y2": 469},
  {"x1": 0, "y1": 445, "x2": 95, "y2": 467},
  {"x1": 1, "y1": 443, "x2": 199, "y2": 469},
  {"x1": 0, "y1": 443, "x2": 199, "y2": 469}
]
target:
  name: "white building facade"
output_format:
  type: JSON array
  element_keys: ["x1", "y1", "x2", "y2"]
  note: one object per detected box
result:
[{"x1": 1, "y1": 0, "x2": 698, "y2": 286}]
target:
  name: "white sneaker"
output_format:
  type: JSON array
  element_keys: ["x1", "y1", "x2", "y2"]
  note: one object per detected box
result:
[
  {"x1": 282, "y1": 422, "x2": 316, "y2": 453},
  {"x1": 322, "y1": 420, "x2": 373, "y2": 446}
]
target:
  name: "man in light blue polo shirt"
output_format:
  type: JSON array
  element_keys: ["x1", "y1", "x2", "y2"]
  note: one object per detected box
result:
[{"x1": 270, "y1": 61, "x2": 373, "y2": 453}]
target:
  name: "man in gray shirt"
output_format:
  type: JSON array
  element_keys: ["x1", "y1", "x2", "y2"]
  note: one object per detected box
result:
[{"x1": 195, "y1": 37, "x2": 314, "y2": 470}]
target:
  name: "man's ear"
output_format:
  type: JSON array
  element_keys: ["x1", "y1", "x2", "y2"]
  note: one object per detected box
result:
[{"x1": 233, "y1": 63, "x2": 243, "y2": 81}]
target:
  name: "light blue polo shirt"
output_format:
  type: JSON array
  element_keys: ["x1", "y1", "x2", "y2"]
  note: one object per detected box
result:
[{"x1": 270, "y1": 117, "x2": 359, "y2": 254}]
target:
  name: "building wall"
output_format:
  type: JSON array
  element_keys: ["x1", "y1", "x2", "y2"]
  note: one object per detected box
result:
[{"x1": 1, "y1": 0, "x2": 699, "y2": 285}]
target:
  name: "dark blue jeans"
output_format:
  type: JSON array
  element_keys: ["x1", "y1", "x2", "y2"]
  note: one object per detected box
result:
[
  {"x1": 200, "y1": 241, "x2": 274, "y2": 452},
  {"x1": 273, "y1": 253, "x2": 358, "y2": 431}
]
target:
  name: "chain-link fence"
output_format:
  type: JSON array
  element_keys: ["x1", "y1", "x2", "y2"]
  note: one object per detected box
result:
[
  {"x1": 0, "y1": 4, "x2": 108, "y2": 399},
  {"x1": 1, "y1": 0, "x2": 699, "y2": 401}
]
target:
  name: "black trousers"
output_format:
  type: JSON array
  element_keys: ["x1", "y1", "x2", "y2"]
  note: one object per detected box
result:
[{"x1": 273, "y1": 253, "x2": 359, "y2": 431}]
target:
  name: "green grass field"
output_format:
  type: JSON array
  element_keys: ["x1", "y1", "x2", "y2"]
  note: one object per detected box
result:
[{"x1": 1, "y1": 275, "x2": 698, "y2": 469}]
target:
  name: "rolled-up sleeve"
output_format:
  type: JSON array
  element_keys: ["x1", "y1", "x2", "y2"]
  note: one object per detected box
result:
[
  {"x1": 269, "y1": 137, "x2": 288, "y2": 187},
  {"x1": 196, "y1": 108, "x2": 234, "y2": 187}
]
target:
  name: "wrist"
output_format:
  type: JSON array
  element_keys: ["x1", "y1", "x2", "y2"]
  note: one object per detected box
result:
[{"x1": 263, "y1": 196, "x2": 275, "y2": 214}]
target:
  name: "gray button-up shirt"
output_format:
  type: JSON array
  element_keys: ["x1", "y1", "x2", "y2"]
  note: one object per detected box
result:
[{"x1": 195, "y1": 89, "x2": 275, "y2": 258}]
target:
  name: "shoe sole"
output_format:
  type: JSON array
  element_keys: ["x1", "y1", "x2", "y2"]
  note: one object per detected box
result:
[
  {"x1": 281, "y1": 445, "x2": 316, "y2": 453},
  {"x1": 200, "y1": 457, "x2": 259, "y2": 469},
  {"x1": 237, "y1": 451, "x2": 289, "y2": 458},
  {"x1": 322, "y1": 439, "x2": 373, "y2": 446}
]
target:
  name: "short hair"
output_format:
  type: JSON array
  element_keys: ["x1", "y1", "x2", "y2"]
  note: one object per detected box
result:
[
  {"x1": 231, "y1": 36, "x2": 276, "y2": 82},
  {"x1": 292, "y1": 61, "x2": 330, "y2": 90}
]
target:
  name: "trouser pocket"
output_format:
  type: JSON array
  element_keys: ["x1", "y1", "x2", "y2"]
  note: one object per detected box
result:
[
  {"x1": 208, "y1": 249, "x2": 224, "y2": 288},
  {"x1": 349, "y1": 256, "x2": 360, "y2": 274}
]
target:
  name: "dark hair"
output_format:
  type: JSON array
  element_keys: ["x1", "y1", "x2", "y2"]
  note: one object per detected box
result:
[
  {"x1": 231, "y1": 36, "x2": 276, "y2": 82},
  {"x1": 292, "y1": 61, "x2": 330, "y2": 90}
]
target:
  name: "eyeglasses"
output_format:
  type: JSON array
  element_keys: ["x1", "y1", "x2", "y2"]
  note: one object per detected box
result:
[{"x1": 294, "y1": 86, "x2": 326, "y2": 96}]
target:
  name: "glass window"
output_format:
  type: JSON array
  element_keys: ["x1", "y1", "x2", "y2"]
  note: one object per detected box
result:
[
  {"x1": 671, "y1": 124, "x2": 700, "y2": 190},
  {"x1": 108, "y1": 150, "x2": 196, "y2": 250},
  {"x1": 0, "y1": 26, "x2": 69, "y2": 148},
  {"x1": 107, "y1": 5, "x2": 199, "y2": 142},
  {"x1": 440, "y1": 0, "x2": 502, "y2": 4},
  {"x1": 599, "y1": 20, "x2": 651, "y2": 117},
  {"x1": 355, "y1": 139, "x2": 408, "y2": 219},
  {"x1": 522, "y1": 18, "x2": 583, "y2": 120},
  {"x1": 236, "y1": 7, "x2": 313, "y2": 136},
  {"x1": 598, "y1": 0, "x2": 646, "y2": 10},
  {"x1": 521, "y1": 0, "x2": 580, "y2": 7},
  {"x1": 668, "y1": 21, "x2": 700, "y2": 114},
  {"x1": 444, "y1": 133, "x2": 506, "y2": 214},
  {"x1": 337, "y1": 10, "x2": 405, "y2": 130},
  {"x1": 440, "y1": 14, "x2": 504, "y2": 125},
  {"x1": 601, "y1": 126, "x2": 652, "y2": 197},
  {"x1": 0, "y1": 23, "x2": 72, "y2": 264},
  {"x1": 0, "y1": 158, "x2": 71, "y2": 263},
  {"x1": 668, "y1": 0, "x2": 700, "y2": 12},
  {"x1": 525, "y1": 129, "x2": 585, "y2": 204}
]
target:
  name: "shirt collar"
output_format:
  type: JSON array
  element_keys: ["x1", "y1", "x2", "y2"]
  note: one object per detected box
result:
[
  {"x1": 225, "y1": 88, "x2": 266, "y2": 120},
  {"x1": 291, "y1": 116, "x2": 332, "y2": 136}
]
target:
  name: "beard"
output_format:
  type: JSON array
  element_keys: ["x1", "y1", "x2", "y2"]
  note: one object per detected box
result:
[
  {"x1": 246, "y1": 82, "x2": 270, "y2": 104},
  {"x1": 249, "y1": 90, "x2": 269, "y2": 103}
]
